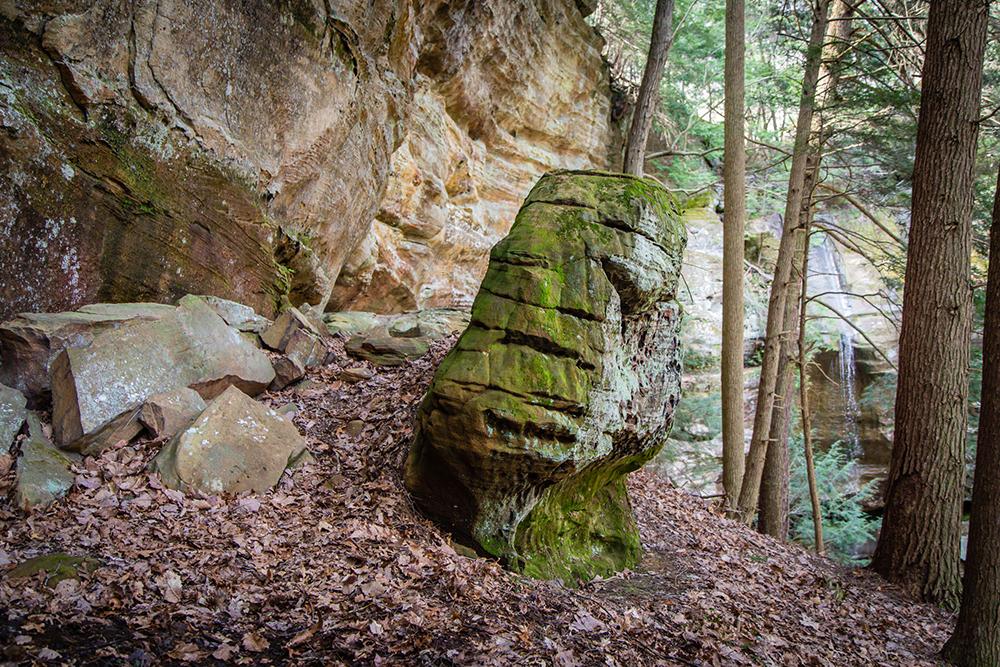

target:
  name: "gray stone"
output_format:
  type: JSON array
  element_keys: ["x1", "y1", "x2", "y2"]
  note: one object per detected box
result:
[
  {"x1": 345, "y1": 335, "x2": 429, "y2": 367},
  {"x1": 150, "y1": 386, "x2": 308, "y2": 495},
  {"x1": 50, "y1": 295, "x2": 274, "y2": 454},
  {"x1": 0, "y1": 303, "x2": 174, "y2": 405},
  {"x1": 339, "y1": 366, "x2": 374, "y2": 383},
  {"x1": 0, "y1": 383, "x2": 27, "y2": 454},
  {"x1": 139, "y1": 388, "x2": 207, "y2": 440},
  {"x1": 15, "y1": 413, "x2": 80, "y2": 511},
  {"x1": 194, "y1": 296, "x2": 272, "y2": 333},
  {"x1": 323, "y1": 311, "x2": 385, "y2": 337}
]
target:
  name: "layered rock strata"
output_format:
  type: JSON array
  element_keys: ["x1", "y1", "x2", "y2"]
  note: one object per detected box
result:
[{"x1": 405, "y1": 170, "x2": 686, "y2": 582}]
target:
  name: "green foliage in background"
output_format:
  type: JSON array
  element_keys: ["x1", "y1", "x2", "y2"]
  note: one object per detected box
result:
[{"x1": 789, "y1": 440, "x2": 880, "y2": 565}]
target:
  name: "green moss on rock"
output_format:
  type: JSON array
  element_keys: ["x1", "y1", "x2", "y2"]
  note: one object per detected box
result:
[{"x1": 405, "y1": 170, "x2": 687, "y2": 584}]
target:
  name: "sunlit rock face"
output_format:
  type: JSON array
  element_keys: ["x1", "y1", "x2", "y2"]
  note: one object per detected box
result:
[
  {"x1": 0, "y1": 0, "x2": 611, "y2": 320},
  {"x1": 405, "y1": 171, "x2": 686, "y2": 583},
  {"x1": 332, "y1": 1, "x2": 614, "y2": 312}
]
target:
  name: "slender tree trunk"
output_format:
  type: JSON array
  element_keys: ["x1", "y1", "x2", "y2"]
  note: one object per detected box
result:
[
  {"x1": 721, "y1": 0, "x2": 747, "y2": 510},
  {"x1": 869, "y1": 0, "x2": 988, "y2": 609},
  {"x1": 943, "y1": 167, "x2": 1000, "y2": 666},
  {"x1": 736, "y1": 0, "x2": 830, "y2": 524},
  {"x1": 757, "y1": 0, "x2": 852, "y2": 536},
  {"x1": 622, "y1": 0, "x2": 675, "y2": 176},
  {"x1": 798, "y1": 221, "x2": 824, "y2": 555}
]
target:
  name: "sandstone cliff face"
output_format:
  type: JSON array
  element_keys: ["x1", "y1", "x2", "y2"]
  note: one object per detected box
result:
[
  {"x1": 332, "y1": 2, "x2": 613, "y2": 312},
  {"x1": 0, "y1": 1, "x2": 612, "y2": 320}
]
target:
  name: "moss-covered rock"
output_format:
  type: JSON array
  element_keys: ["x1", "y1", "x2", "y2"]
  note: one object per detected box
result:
[
  {"x1": 7, "y1": 553, "x2": 99, "y2": 587},
  {"x1": 405, "y1": 170, "x2": 686, "y2": 583}
]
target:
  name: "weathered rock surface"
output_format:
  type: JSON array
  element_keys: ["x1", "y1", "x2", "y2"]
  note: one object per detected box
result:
[
  {"x1": 51, "y1": 295, "x2": 274, "y2": 453},
  {"x1": 0, "y1": 383, "x2": 27, "y2": 453},
  {"x1": 0, "y1": 303, "x2": 174, "y2": 405},
  {"x1": 269, "y1": 355, "x2": 306, "y2": 391},
  {"x1": 1, "y1": 1, "x2": 612, "y2": 320},
  {"x1": 14, "y1": 413, "x2": 79, "y2": 511},
  {"x1": 405, "y1": 171, "x2": 687, "y2": 582},
  {"x1": 196, "y1": 296, "x2": 271, "y2": 334},
  {"x1": 139, "y1": 388, "x2": 207, "y2": 440},
  {"x1": 331, "y1": 307, "x2": 468, "y2": 366},
  {"x1": 150, "y1": 386, "x2": 307, "y2": 495},
  {"x1": 261, "y1": 307, "x2": 330, "y2": 368},
  {"x1": 332, "y1": 2, "x2": 613, "y2": 312},
  {"x1": 346, "y1": 336, "x2": 430, "y2": 367}
]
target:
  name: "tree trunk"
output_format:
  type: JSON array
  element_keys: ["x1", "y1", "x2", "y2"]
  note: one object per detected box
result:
[
  {"x1": 736, "y1": 0, "x2": 830, "y2": 524},
  {"x1": 622, "y1": 0, "x2": 675, "y2": 176},
  {"x1": 869, "y1": 0, "x2": 988, "y2": 609},
  {"x1": 757, "y1": 0, "x2": 852, "y2": 536},
  {"x1": 943, "y1": 167, "x2": 1000, "y2": 667},
  {"x1": 798, "y1": 219, "x2": 824, "y2": 555},
  {"x1": 721, "y1": 0, "x2": 746, "y2": 510}
]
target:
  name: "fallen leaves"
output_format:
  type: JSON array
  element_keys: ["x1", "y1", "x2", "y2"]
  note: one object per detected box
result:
[{"x1": 0, "y1": 337, "x2": 954, "y2": 665}]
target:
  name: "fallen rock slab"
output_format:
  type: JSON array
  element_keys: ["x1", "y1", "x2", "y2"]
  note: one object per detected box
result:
[
  {"x1": 405, "y1": 170, "x2": 686, "y2": 583},
  {"x1": 270, "y1": 355, "x2": 306, "y2": 391},
  {"x1": 194, "y1": 296, "x2": 272, "y2": 333},
  {"x1": 261, "y1": 307, "x2": 329, "y2": 368},
  {"x1": 0, "y1": 303, "x2": 174, "y2": 405},
  {"x1": 150, "y1": 385, "x2": 308, "y2": 495},
  {"x1": 15, "y1": 413, "x2": 79, "y2": 511},
  {"x1": 51, "y1": 295, "x2": 274, "y2": 454},
  {"x1": 346, "y1": 335, "x2": 429, "y2": 367},
  {"x1": 139, "y1": 388, "x2": 207, "y2": 440},
  {"x1": 7, "y1": 552, "x2": 100, "y2": 587},
  {"x1": 0, "y1": 383, "x2": 27, "y2": 454}
]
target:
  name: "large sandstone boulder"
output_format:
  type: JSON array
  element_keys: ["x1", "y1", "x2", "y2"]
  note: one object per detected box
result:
[
  {"x1": 150, "y1": 386, "x2": 307, "y2": 495},
  {"x1": 0, "y1": 303, "x2": 175, "y2": 405},
  {"x1": 405, "y1": 171, "x2": 687, "y2": 582},
  {"x1": 51, "y1": 296, "x2": 274, "y2": 454}
]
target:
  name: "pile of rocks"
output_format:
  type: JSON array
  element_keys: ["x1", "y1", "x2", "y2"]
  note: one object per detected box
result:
[
  {"x1": 0, "y1": 296, "x2": 331, "y2": 510},
  {"x1": 1, "y1": 294, "x2": 468, "y2": 511}
]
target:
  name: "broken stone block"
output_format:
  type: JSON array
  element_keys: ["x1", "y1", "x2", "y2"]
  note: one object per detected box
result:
[
  {"x1": 15, "y1": 413, "x2": 79, "y2": 511},
  {"x1": 193, "y1": 295, "x2": 272, "y2": 333},
  {"x1": 339, "y1": 366, "x2": 374, "y2": 383},
  {"x1": 150, "y1": 386, "x2": 308, "y2": 495},
  {"x1": 0, "y1": 383, "x2": 27, "y2": 454},
  {"x1": 139, "y1": 388, "x2": 207, "y2": 440},
  {"x1": 50, "y1": 295, "x2": 274, "y2": 454},
  {"x1": 269, "y1": 355, "x2": 306, "y2": 391},
  {"x1": 260, "y1": 307, "x2": 330, "y2": 368},
  {"x1": 405, "y1": 171, "x2": 686, "y2": 583},
  {"x1": 0, "y1": 303, "x2": 174, "y2": 405},
  {"x1": 345, "y1": 335, "x2": 429, "y2": 367},
  {"x1": 260, "y1": 307, "x2": 325, "y2": 351}
]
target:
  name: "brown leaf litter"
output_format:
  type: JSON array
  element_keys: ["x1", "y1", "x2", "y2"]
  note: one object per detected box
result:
[{"x1": 1, "y1": 337, "x2": 952, "y2": 665}]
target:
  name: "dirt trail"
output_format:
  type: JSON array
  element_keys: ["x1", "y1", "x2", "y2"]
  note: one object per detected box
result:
[{"x1": 1, "y1": 339, "x2": 951, "y2": 665}]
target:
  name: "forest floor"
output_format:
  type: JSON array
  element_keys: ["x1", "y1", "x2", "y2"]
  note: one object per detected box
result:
[{"x1": 1, "y1": 337, "x2": 952, "y2": 666}]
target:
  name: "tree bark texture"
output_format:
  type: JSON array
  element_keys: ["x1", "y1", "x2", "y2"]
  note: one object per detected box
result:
[{"x1": 869, "y1": 0, "x2": 988, "y2": 610}]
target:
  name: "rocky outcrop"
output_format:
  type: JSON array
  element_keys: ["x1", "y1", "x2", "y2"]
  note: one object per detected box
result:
[
  {"x1": 150, "y1": 385, "x2": 307, "y2": 495},
  {"x1": 50, "y1": 295, "x2": 274, "y2": 453},
  {"x1": 333, "y1": 2, "x2": 613, "y2": 312},
  {"x1": 405, "y1": 171, "x2": 686, "y2": 582},
  {"x1": 1, "y1": 1, "x2": 612, "y2": 320}
]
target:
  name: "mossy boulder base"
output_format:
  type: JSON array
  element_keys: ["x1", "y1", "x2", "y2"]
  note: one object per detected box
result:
[{"x1": 405, "y1": 170, "x2": 686, "y2": 582}]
